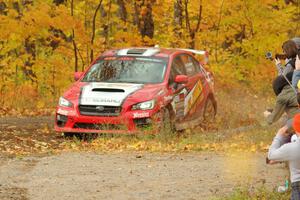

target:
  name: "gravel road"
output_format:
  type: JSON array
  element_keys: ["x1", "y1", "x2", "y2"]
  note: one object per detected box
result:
[
  {"x1": 0, "y1": 152, "x2": 288, "y2": 200},
  {"x1": 0, "y1": 116, "x2": 289, "y2": 199}
]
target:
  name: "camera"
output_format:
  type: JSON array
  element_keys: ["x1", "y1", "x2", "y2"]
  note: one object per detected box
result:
[{"x1": 265, "y1": 52, "x2": 287, "y2": 60}]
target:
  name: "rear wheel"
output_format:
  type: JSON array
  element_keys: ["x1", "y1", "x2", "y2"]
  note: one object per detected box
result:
[{"x1": 203, "y1": 96, "x2": 217, "y2": 123}]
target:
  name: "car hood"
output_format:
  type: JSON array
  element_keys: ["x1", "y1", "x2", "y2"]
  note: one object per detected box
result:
[
  {"x1": 64, "y1": 82, "x2": 166, "y2": 107},
  {"x1": 79, "y1": 82, "x2": 144, "y2": 106},
  {"x1": 126, "y1": 84, "x2": 166, "y2": 104}
]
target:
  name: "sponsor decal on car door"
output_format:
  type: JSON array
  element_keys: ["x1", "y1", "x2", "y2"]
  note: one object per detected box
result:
[
  {"x1": 172, "y1": 80, "x2": 204, "y2": 119},
  {"x1": 172, "y1": 88, "x2": 188, "y2": 120},
  {"x1": 184, "y1": 80, "x2": 204, "y2": 116}
]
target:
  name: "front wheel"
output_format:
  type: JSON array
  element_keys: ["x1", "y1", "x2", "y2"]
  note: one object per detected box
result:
[
  {"x1": 63, "y1": 132, "x2": 75, "y2": 138},
  {"x1": 157, "y1": 108, "x2": 175, "y2": 136}
]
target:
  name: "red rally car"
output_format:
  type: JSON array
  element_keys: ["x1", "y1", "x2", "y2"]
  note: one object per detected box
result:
[{"x1": 55, "y1": 47, "x2": 217, "y2": 134}]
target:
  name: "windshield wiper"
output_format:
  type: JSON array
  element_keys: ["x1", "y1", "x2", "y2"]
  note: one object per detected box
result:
[{"x1": 108, "y1": 80, "x2": 140, "y2": 84}]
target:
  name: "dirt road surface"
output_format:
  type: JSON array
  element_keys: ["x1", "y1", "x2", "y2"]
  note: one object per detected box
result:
[
  {"x1": 0, "y1": 116, "x2": 289, "y2": 200},
  {"x1": 0, "y1": 152, "x2": 288, "y2": 200}
]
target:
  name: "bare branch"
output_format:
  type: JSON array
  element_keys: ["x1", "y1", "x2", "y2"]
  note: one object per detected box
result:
[
  {"x1": 90, "y1": 0, "x2": 103, "y2": 62},
  {"x1": 195, "y1": 0, "x2": 203, "y2": 33},
  {"x1": 184, "y1": 0, "x2": 191, "y2": 33},
  {"x1": 71, "y1": 0, "x2": 78, "y2": 72}
]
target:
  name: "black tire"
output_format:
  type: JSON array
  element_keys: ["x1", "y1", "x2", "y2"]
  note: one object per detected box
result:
[
  {"x1": 63, "y1": 132, "x2": 98, "y2": 141},
  {"x1": 63, "y1": 132, "x2": 75, "y2": 138},
  {"x1": 203, "y1": 96, "x2": 217, "y2": 122},
  {"x1": 63, "y1": 132, "x2": 83, "y2": 140}
]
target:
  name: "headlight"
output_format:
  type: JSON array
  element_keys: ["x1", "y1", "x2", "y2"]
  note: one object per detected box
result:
[
  {"x1": 132, "y1": 100, "x2": 155, "y2": 110},
  {"x1": 59, "y1": 97, "x2": 73, "y2": 108}
]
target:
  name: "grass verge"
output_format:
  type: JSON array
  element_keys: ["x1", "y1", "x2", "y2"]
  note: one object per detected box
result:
[{"x1": 212, "y1": 186, "x2": 290, "y2": 200}]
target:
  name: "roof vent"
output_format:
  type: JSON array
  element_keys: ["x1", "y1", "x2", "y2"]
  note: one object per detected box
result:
[{"x1": 117, "y1": 48, "x2": 160, "y2": 56}]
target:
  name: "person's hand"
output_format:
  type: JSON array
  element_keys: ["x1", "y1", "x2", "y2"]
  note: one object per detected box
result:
[
  {"x1": 277, "y1": 125, "x2": 289, "y2": 136},
  {"x1": 296, "y1": 55, "x2": 300, "y2": 70},
  {"x1": 275, "y1": 58, "x2": 281, "y2": 65},
  {"x1": 264, "y1": 110, "x2": 271, "y2": 118},
  {"x1": 266, "y1": 157, "x2": 282, "y2": 165},
  {"x1": 268, "y1": 160, "x2": 281, "y2": 165}
]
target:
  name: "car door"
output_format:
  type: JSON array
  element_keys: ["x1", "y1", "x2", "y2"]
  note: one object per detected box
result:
[
  {"x1": 168, "y1": 55, "x2": 188, "y2": 121},
  {"x1": 180, "y1": 54, "x2": 207, "y2": 119}
]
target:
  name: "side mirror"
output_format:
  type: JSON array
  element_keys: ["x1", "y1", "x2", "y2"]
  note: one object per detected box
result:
[
  {"x1": 174, "y1": 75, "x2": 188, "y2": 84},
  {"x1": 74, "y1": 72, "x2": 83, "y2": 81}
]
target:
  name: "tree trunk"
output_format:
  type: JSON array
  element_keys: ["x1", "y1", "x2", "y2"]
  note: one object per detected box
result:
[
  {"x1": 173, "y1": 0, "x2": 184, "y2": 47},
  {"x1": 100, "y1": 4, "x2": 109, "y2": 44},
  {"x1": 134, "y1": 0, "x2": 154, "y2": 39},
  {"x1": 174, "y1": 0, "x2": 183, "y2": 28},
  {"x1": 72, "y1": 30, "x2": 78, "y2": 72},
  {"x1": 84, "y1": 0, "x2": 89, "y2": 70},
  {"x1": 23, "y1": 37, "x2": 37, "y2": 83},
  {"x1": 106, "y1": 0, "x2": 112, "y2": 47},
  {"x1": 53, "y1": 0, "x2": 66, "y2": 5},
  {"x1": 11, "y1": 2, "x2": 36, "y2": 82},
  {"x1": 117, "y1": 0, "x2": 127, "y2": 23},
  {"x1": 90, "y1": 0, "x2": 103, "y2": 62},
  {"x1": 215, "y1": 0, "x2": 225, "y2": 62},
  {"x1": 184, "y1": 0, "x2": 202, "y2": 49},
  {"x1": 0, "y1": 2, "x2": 7, "y2": 15},
  {"x1": 71, "y1": 0, "x2": 78, "y2": 72}
]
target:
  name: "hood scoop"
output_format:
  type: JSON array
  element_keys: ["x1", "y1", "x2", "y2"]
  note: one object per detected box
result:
[
  {"x1": 92, "y1": 88, "x2": 125, "y2": 93},
  {"x1": 80, "y1": 82, "x2": 143, "y2": 106}
]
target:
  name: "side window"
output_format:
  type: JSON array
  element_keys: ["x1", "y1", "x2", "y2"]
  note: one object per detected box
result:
[
  {"x1": 169, "y1": 56, "x2": 186, "y2": 84},
  {"x1": 199, "y1": 63, "x2": 211, "y2": 80},
  {"x1": 180, "y1": 54, "x2": 198, "y2": 76},
  {"x1": 190, "y1": 56, "x2": 201, "y2": 73}
]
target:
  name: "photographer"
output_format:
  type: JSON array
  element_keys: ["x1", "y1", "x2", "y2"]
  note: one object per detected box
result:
[
  {"x1": 264, "y1": 71, "x2": 299, "y2": 124},
  {"x1": 268, "y1": 113, "x2": 300, "y2": 199},
  {"x1": 264, "y1": 40, "x2": 300, "y2": 124},
  {"x1": 275, "y1": 40, "x2": 298, "y2": 76}
]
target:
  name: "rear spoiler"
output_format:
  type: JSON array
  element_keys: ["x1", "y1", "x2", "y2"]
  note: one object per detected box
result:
[
  {"x1": 154, "y1": 45, "x2": 209, "y2": 64},
  {"x1": 177, "y1": 48, "x2": 209, "y2": 65}
]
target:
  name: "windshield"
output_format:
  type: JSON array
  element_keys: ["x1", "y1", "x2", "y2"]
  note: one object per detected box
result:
[{"x1": 82, "y1": 57, "x2": 167, "y2": 84}]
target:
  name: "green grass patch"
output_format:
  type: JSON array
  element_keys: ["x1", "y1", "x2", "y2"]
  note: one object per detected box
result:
[{"x1": 212, "y1": 186, "x2": 290, "y2": 200}]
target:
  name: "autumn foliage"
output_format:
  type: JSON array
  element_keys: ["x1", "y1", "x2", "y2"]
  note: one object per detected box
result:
[{"x1": 0, "y1": 0, "x2": 299, "y2": 111}]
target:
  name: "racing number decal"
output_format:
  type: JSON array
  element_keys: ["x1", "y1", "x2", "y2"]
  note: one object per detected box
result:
[{"x1": 184, "y1": 80, "x2": 204, "y2": 116}]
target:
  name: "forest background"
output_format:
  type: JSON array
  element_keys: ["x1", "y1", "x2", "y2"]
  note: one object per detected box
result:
[{"x1": 0, "y1": 0, "x2": 299, "y2": 112}]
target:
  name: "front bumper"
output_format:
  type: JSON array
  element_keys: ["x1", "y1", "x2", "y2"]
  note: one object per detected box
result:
[{"x1": 54, "y1": 106, "x2": 159, "y2": 134}]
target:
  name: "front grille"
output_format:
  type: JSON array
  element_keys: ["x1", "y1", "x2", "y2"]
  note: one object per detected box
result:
[
  {"x1": 73, "y1": 123, "x2": 125, "y2": 130},
  {"x1": 79, "y1": 105, "x2": 121, "y2": 116}
]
